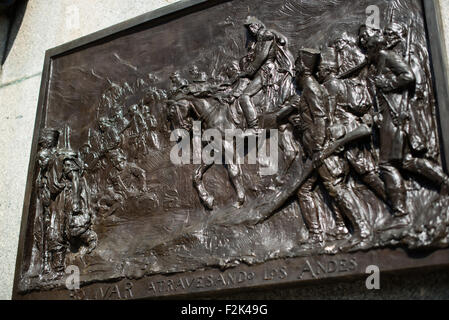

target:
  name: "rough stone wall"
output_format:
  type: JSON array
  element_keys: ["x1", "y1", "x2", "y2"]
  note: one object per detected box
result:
[
  {"x1": 1, "y1": 0, "x2": 449, "y2": 300},
  {"x1": 440, "y1": 0, "x2": 449, "y2": 62}
]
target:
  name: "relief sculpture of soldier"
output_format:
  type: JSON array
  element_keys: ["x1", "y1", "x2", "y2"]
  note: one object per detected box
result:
[
  {"x1": 98, "y1": 149, "x2": 153, "y2": 219},
  {"x1": 126, "y1": 104, "x2": 149, "y2": 159},
  {"x1": 167, "y1": 67, "x2": 248, "y2": 209},
  {"x1": 359, "y1": 24, "x2": 449, "y2": 220},
  {"x1": 58, "y1": 149, "x2": 97, "y2": 256},
  {"x1": 27, "y1": 128, "x2": 98, "y2": 282},
  {"x1": 238, "y1": 16, "x2": 294, "y2": 131},
  {"x1": 290, "y1": 49, "x2": 370, "y2": 247},
  {"x1": 319, "y1": 45, "x2": 387, "y2": 204},
  {"x1": 168, "y1": 71, "x2": 189, "y2": 100},
  {"x1": 97, "y1": 116, "x2": 123, "y2": 155},
  {"x1": 222, "y1": 19, "x2": 299, "y2": 180},
  {"x1": 219, "y1": 60, "x2": 250, "y2": 127},
  {"x1": 384, "y1": 22, "x2": 440, "y2": 161},
  {"x1": 141, "y1": 75, "x2": 168, "y2": 151},
  {"x1": 26, "y1": 129, "x2": 61, "y2": 280}
]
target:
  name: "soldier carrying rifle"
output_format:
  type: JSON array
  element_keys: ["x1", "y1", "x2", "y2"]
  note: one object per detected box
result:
[
  {"x1": 290, "y1": 48, "x2": 372, "y2": 246},
  {"x1": 358, "y1": 24, "x2": 449, "y2": 220}
]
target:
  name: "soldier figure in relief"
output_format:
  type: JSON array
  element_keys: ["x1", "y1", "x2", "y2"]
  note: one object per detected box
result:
[
  {"x1": 384, "y1": 22, "x2": 440, "y2": 160},
  {"x1": 292, "y1": 49, "x2": 370, "y2": 246},
  {"x1": 30, "y1": 129, "x2": 60, "y2": 277},
  {"x1": 219, "y1": 60, "x2": 250, "y2": 127},
  {"x1": 39, "y1": 144, "x2": 97, "y2": 277},
  {"x1": 60, "y1": 152, "x2": 97, "y2": 255},
  {"x1": 318, "y1": 46, "x2": 387, "y2": 203},
  {"x1": 334, "y1": 32, "x2": 367, "y2": 75},
  {"x1": 98, "y1": 117, "x2": 122, "y2": 155},
  {"x1": 168, "y1": 71, "x2": 189, "y2": 99},
  {"x1": 359, "y1": 25, "x2": 449, "y2": 220},
  {"x1": 127, "y1": 104, "x2": 149, "y2": 159},
  {"x1": 98, "y1": 149, "x2": 149, "y2": 218},
  {"x1": 238, "y1": 16, "x2": 293, "y2": 130},
  {"x1": 107, "y1": 150, "x2": 148, "y2": 199}
]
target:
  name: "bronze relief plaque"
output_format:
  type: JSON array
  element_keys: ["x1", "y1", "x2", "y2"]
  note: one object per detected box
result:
[{"x1": 13, "y1": 0, "x2": 449, "y2": 299}]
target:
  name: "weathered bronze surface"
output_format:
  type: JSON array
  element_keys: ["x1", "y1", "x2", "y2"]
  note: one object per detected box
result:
[{"x1": 13, "y1": 0, "x2": 449, "y2": 299}]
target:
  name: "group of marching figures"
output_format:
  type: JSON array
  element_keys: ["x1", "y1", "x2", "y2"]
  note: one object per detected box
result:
[
  {"x1": 28, "y1": 16, "x2": 449, "y2": 280},
  {"x1": 165, "y1": 16, "x2": 449, "y2": 248},
  {"x1": 282, "y1": 22, "x2": 449, "y2": 247},
  {"x1": 285, "y1": 22, "x2": 449, "y2": 247},
  {"x1": 166, "y1": 17, "x2": 449, "y2": 248}
]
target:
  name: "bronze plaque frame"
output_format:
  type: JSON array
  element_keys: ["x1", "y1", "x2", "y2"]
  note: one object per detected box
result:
[{"x1": 13, "y1": 0, "x2": 449, "y2": 300}]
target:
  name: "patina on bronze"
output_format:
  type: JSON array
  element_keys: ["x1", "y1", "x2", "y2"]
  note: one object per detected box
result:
[{"x1": 13, "y1": 0, "x2": 449, "y2": 300}]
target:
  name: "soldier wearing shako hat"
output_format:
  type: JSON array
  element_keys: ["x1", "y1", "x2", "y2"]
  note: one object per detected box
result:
[
  {"x1": 291, "y1": 48, "x2": 371, "y2": 246},
  {"x1": 27, "y1": 129, "x2": 60, "y2": 277}
]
